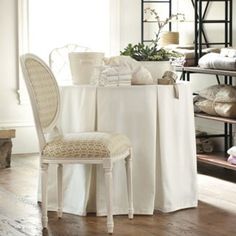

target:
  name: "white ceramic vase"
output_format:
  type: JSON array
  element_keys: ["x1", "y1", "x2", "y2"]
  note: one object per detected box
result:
[{"x1": 140, "y1": 61, "x2": 172, "y2": 81}]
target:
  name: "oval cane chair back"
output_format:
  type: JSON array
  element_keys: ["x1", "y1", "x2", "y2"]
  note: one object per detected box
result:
[{"x1": 20, "y1": 54, "x2": 61, "y2": 150}]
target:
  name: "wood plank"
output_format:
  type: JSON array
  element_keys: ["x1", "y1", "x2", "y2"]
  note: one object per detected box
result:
[
  {"x1": 0, "y1": 154, "x2": 236, "y2": 236},
  {"x1": 176, "y1": 66, "x2": 236, "y2": 77},
  {"x1": 0, "y1": 129, "x2": 16, "y2": 139},
  {"x1": 197, "y1": 152, "x2": 236, "y2": 171},
  {"x1": 195, "y1": 113, "x2": 236, "y2": 124}
]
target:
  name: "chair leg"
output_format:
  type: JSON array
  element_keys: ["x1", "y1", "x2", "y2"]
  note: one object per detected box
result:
[
  {"x1": 125, "y1": 149, "x2": 134, "y2": 219},
  {"x1": 57, "y1": 164, "x2": 63, "y2": 218},
  {"x1": 41, "y1": 163, "x2": 49, "y2": 228},
  {"x1": 103, "y1": 160, "x2": 114, "y2": 234}
]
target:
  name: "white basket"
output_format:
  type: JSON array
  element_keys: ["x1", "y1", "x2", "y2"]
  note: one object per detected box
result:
[{"x1": 69, "y1": 52, "x2": 104, "y2": 85}]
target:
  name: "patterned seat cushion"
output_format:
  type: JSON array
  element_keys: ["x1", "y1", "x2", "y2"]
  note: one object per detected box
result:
[{"x1": 43, "y1": 132, "x2": 131, "y2": 158}]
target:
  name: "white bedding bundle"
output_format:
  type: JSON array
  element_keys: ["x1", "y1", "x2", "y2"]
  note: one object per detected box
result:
[
  {"x1": 199, "y1": 48, "x2": 236, "y2": 71},
  {"x1": 198, "y1": 52, "x2": 236, "y2": 71},
  {"x1": 220, "y1": 48, "x2": 236, "y2": 58}
]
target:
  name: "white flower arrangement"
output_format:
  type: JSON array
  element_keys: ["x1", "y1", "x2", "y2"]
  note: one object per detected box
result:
[{"x1": 144, "y1": 8, "x2": 185, "y2": 43}]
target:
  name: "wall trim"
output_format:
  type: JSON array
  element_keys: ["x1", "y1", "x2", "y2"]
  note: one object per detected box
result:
[
  {"x1": 17, "y1": 0, "x2": 29, "y2": 105},
  {"x1": 12, "y1": 152, "x2": 39, "y2": 157},
  {"x1": 109, "y1": 0, "x2": 120, "y2": 56},
  {"x1": 0, "y1": 120, "x2": 34, "y2": 128}
]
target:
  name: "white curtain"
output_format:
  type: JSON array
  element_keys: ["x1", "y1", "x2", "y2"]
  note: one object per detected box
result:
[{"x1": 17, "y1": 0, "x2": 120, "y2": 103}]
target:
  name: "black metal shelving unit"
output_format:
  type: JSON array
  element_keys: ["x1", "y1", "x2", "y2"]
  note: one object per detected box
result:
[
  {"x1": 177, "y1": 0, "x2": 234, "y2": 170},
  {"x1": 193, "y1": 0, "x2": 233, "y2": 64},
  {"x1": 141, "y1": 0, "x2": 172, "y2": 44}
]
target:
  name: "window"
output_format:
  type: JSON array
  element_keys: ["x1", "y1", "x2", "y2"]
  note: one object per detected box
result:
[
  {"x1": 28, "y1": 0, "x2": 114, "y2": 61},
  {"x1": 17, "y1": 0, "x2": 120, "y2": 103}
]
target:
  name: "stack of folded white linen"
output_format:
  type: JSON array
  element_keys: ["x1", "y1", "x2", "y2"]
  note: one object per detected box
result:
[
  {"x1": 194, "y1": 84, "x2": 236, "y2": 118},
  {"x1": 97, "y1": 64, "x2": 132, "y2": 87},
  {"x1": 164, "y1": 44, "x2": 220, "y2": 67},
  {"x1": 104, "y1": 56, "x2": 153, "y2": 85}
]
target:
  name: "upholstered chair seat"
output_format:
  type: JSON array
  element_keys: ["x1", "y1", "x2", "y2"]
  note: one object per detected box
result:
[{"x1": 43, "y1": 132, "x2": 131, "y2": 159}]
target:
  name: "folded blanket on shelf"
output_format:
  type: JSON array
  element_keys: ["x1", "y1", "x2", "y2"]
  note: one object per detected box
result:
[
  {"x1": 165, "y1": 45, "x2": 220, "y2": 66},
  {"x1": 174, "y1": 48, "x2": 219, "y2": 66},
  {"x1": 220, "y1": 48, "x2": 236, "y2": 58},
  {"x1": 198, "y1": 52, "x2": 236, "y2": 70}
]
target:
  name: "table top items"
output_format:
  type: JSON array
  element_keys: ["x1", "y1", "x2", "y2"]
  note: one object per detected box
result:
[
  {"x1": 69, "y1": 52, "x2": 104, "y2": 85},
  {"x1": 104, "y1": 56, "x2": 153, "y2": 85},
  {"x1": 94, "y1": 64, "x2": 132, "y2": 87}
]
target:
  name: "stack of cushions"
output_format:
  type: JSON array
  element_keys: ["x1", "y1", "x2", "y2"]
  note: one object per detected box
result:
[
  {"x1": 199, "y1": 47, "x2": 236, "y2": 70},
  {"x1": 164, "y1": 44, "x2": 220, "y2": 66},
  {"x1": 195, "y1": 85, "x2": 236, "y2": 118}
]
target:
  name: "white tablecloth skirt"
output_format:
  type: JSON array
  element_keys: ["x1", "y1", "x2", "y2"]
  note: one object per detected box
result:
[{"x1": 38, "y1": 83, "x2": 197, "y2": 215}]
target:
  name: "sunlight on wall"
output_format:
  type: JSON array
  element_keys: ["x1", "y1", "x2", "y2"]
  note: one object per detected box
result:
[{"x1": 28, "y1": 0, "x2": 110, "y2": 61}]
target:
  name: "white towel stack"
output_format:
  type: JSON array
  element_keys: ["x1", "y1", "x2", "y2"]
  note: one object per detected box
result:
[{"x1": 98, "y1": 65, "x2": 132, "y2": 87}]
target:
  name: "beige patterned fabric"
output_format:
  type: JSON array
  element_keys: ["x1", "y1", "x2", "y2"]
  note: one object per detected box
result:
[
  {"x1": 195, "y1": 99, "x2": 236, "y2": 118},
  {"x1": 43, "y1": 132, "x2": 131, "y2": 158},
  {"x1": 199, "y1": 84, "x2": 236, "y2": 103},
  {"x1": 25, "y1": 58, "x2": 59, "y2": 129}
]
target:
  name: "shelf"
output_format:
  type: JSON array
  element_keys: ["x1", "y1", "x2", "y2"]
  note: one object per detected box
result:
[
  {"x1": 141, "y1": 0, "x2": 172, "y2": 44},
  {"x1": 176, "y1": 66, "x2": 236, "y2": 77},
  {"x1": 193, "y1": 0, "x2": 232, "y2": 64},
  {"x1": 197, "y1": 152, "x2": 236, "y2": 171},
  {"x1": 195, "y1": 113, "x2": 236, "y2": 124}
]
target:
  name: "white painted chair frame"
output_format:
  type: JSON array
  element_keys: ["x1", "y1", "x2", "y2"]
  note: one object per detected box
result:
[{"x1": 20, "y1": 54, "x2": 134, "y2": 234}]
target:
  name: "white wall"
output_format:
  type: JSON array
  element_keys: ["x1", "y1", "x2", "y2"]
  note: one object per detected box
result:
[
  {"x1": 0, "y1": 0, "x2": 38, "y2": 153},
  {"x1": 1, "y1": 0, "x2": 236, "y2": 154},
  {"x1": 120, "y1": 0, "x2": 236, "y2": 49}
]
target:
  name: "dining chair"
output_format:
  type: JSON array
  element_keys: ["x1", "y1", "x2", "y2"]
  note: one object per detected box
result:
[
  {"x1": 49, "y1": 44, "x2": 90, "y2": 83},
  {"x1": 20, "y1": 53, "x2": 134, "y2": 234}
]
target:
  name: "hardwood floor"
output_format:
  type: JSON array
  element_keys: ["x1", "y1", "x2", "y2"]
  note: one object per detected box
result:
[{"x1": 0, "y1": 155, "x2": 236, "y2": 236}]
